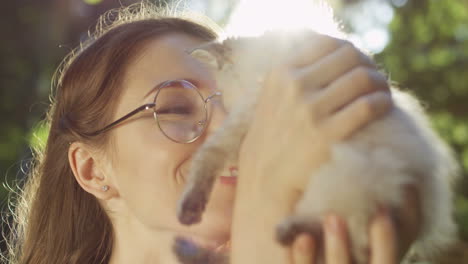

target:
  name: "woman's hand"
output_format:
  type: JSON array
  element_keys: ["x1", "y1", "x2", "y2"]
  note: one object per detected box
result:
[
  {"x1": 291, "y1": 211, "x2": 398, "y2": 264},
  {"x1": 231, "y1": 32, "x2": 395, "y2": 264},
  {"x1": 290, "y1": 185, "x2": 421, "y2": 263},
  {"x1": 238, "y1": 33, "x2": 392, "y2": 205}
]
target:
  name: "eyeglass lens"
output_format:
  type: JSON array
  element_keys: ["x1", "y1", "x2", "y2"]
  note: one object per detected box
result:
[{"x1": 154, "y1": 80, "x2": 208, "y2": 143}]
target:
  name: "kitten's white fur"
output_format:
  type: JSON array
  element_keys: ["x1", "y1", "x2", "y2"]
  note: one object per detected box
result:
[{"x1": 175, "y1": 31, "x2": 458, "y2": 263}]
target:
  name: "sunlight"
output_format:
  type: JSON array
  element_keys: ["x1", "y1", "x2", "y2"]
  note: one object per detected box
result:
[
  {"x1": 224, "y1": 0, "x2": 345, "y2": 39},
  {"x1": 361, "y1": 28, "x2": 389, "y2": 53},
  {"x1": 188, "y1": 0, "x2": 392, "y2": 53}
]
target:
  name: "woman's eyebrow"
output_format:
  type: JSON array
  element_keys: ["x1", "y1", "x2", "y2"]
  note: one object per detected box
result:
[
  {"x1": 142, "y1": 78, "x2": 202, "y2": 100},
  {"x1": 142, "y1": 80, "x2": 167, "y2": 100}
]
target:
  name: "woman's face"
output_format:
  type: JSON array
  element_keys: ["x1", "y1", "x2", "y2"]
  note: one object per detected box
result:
[{"x1": 105, "y1": 33, "x2": 235, "y2": 244}]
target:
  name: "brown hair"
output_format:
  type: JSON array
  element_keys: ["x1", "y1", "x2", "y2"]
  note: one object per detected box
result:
[{"x1": 5, "y1": 3, "x2": 219, "y2": 264}]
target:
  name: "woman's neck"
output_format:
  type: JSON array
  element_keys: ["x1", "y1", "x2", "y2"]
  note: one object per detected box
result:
[
  {"x1": 108, "y1": 222, "x2": 180, "y2": 264},
  {"x1": 108, "y1": 216, "x2": 231, "y2": 264}
]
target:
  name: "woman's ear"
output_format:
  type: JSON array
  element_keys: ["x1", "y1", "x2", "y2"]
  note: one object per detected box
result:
[{"x1": 68, "y1": 142, "x2": 117, "y2": 200}]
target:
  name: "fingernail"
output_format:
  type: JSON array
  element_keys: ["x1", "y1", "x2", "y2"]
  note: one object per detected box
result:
[
  {"x1": 377, "y1": 205, "x2": 388, "y2": 215},
  {"x1": 296, "y1": 234, "x2": 314, "y2": 254},
  {"x1": 375, "y1": 206, "x2": 397, "y2": 229},
  {"x1": 377, "y1": 206, "x2": 393, "y2": 221},
  {"x1": 370, "y1": 91, "x2": 392, "y2": 115},
  {"x1": 325, "y1": 214, "x2": 341, "y2": 234}
]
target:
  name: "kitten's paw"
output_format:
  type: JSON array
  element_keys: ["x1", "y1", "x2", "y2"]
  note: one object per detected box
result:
[
  {"x1": 276, "y1": 216, "x2": 322, "y2": 246},
  {"x1": 173, "y1": 237, "x2": 225, "y2": 264},
  {"x1": 177, "y1": 191, "x2": 207, "y2": 225},
  {"x1": 173, "y1": 237, "x2": 206, "y2": 263}
]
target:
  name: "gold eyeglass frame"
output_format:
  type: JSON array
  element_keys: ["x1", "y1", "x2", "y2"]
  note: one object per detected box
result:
[{"x1": 84, "y1": 79, "x2": 222, "y2": 143}]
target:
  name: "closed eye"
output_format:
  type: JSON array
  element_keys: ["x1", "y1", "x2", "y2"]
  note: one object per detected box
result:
[{"x1": 156, "y1": 106, "x2": 194, "y2": 115}]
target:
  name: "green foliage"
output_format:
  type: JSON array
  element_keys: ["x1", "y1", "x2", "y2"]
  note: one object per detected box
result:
[
  {"x1": 456, "y1": 196, "x2": 468, "y2": 239},
  {"x1": 27, "y1": 121, "x2": 49, "y2": 153},
  {"x1": 1, "y1": 0, "x2": 467, "y2": 256},
  {"x1": 84, "y1": 0, "x2": 104, "y2": 5},
  {"x1": 377, "y1": 0, "x2": 468, "y2": 240}
]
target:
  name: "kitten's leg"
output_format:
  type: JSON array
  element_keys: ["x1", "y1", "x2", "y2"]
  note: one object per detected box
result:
[
  {"x1": 176, "y1": 130, "x2": 233, "y2": 225},
  {"x1": 177, "y1": 105, "x2": 252, "y2": 225}
]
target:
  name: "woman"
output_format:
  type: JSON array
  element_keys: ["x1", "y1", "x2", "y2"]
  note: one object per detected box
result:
[{"x1": 6, "y1": 3, "x2": 420, "y2": 264}]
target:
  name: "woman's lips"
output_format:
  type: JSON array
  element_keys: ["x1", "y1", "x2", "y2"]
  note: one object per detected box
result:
[
  {"x1": 219, "y1": 176, "x2": 237, "y2": 185},
  {"x1": 219, "y1": 167, "x2": 238, "y2": 185}
]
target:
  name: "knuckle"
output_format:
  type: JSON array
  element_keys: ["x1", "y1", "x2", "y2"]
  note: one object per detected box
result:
[
  {"x1": 376, "y1": 72, "x2": 391, "y2": 90},
  {"x1": 356, "y1": 96, "x2": 375, "y2": 119},
  {"x1": 283, "y1": 69, "x2": 300, "y2": 87},
  {"x1": 308, "y1": 96, "x2": 331, "y2": 126},
  {"x1": 301, "y1": 30, "x2": 320, "y2": 41},
  {"x1": 318, "y1": 35, "x2": 343, "y2": 50},
  {"x1": 341, "y1": 42, "x2": 374, "y2": 65},
  {"x1": 342, "y1": 42, "x2": 361, "y2": 61},
  {"x1": 351, "y1": 67, "x2": 375, "y2": 90},
  {"x1": 272, "y1": 66, "x2": 303, "y2": 94},
  {"x1": 271, "y1": 65, "x2": 292, "y2": 82},
  {"x1": 340, "y1": 38, "x2": 354, "y2": 47}
]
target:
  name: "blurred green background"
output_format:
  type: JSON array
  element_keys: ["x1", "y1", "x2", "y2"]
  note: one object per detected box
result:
[{"x1": 0, "y1": 0, "x2": 467, "y2": 262}]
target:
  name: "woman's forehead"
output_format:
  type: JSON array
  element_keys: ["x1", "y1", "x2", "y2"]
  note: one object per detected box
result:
[
  {"x1": 127, "y1": 34, "x2": 205, "y2": 83},
  {"x1": 117, "y1": 33, "x2": 215, "y2": 112},
  {"x1": 128, "y1": 33, "x2": 208, "y2": 80}
]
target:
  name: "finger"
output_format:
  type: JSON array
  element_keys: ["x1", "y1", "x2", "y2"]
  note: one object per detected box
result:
[
  {"x1": 370, "y1": 209, "x2": 398, "y2": 264},
  {"x1": 296, "y1": 43, "x2": 376, "y2": 91},
  {"x1": 323, "y1": 91, "x2": 393, "y2": 141},
  {"x1": 392, "y1": 185, "x2": 421, "y2": 259},
  {"x1": 324, "y1": 215, "x2": 351, "y2": 264},
  {"x1": 307, "y1": 67, "x2": 389, "y2": 118},
  {"x1": 292, "y1": 233, "x2": 316, "y2": 264},
  {"x1": 263, "y1": 36, "x2": 350, "y2": 106},
  {"x1": 287, "y1": 34, "x2": 348, "y2": 67}
]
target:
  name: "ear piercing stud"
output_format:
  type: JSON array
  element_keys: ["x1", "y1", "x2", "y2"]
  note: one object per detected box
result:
[{"x1": 101, "y1": 185, "x2": 109, "y2": 192}]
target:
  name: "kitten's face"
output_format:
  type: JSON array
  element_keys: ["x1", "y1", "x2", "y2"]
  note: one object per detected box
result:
[
  {"x1": 189, "y1": 31, "x2": 309, "y2": 112},
  {"x1": 189, "y1": 34, "x2": 283, "y2": 111}
]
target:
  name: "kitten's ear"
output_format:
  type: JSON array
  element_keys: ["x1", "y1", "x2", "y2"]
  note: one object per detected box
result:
[
  {"x1": 188, "y1": 42, "x2": 229, "y2": 70},
  {"x1": 190, "y1": 48, "x2": 220, "y2": 70}
]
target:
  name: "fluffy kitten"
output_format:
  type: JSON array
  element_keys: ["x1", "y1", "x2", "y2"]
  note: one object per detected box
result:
[{"x1": 174, "y1": 31, "x2": 458, "y2": 264}]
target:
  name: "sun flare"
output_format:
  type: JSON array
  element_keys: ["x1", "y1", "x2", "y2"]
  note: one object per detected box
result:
[{"x1": 224, "y1": 0, "x2": 345, "y2": 39}]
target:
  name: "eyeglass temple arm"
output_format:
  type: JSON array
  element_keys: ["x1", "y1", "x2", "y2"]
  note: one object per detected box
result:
[{"x1": 84, "y1": 103, "x2": 155, "y2": 137}]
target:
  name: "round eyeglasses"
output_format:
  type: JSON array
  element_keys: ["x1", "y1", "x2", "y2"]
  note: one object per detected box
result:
[{"x1": 84, "y1": 79, "x2": 222, "y2": 143}]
